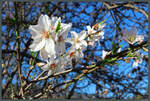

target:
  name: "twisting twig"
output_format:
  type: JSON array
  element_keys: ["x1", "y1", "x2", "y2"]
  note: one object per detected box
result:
[
  {"x1": 14, "y1": 2, "x2": 25, "y2": 99},
  {"x1": 102, "y1": 2, "x2": 148, "y2": 19}
]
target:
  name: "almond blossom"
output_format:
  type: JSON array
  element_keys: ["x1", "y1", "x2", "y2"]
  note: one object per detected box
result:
[
  {"x1": 55, "y1": 23, "x2": 72, "y2": 55},
  {"x1": 132, "y1": 50, "x2": 143, "y2": 67},
  {"x1": 87, "y1": 24, "x2": 105, "y2": 42},
  {"x1": 66, "y1": 47, "x2": 84, "y2": 60},
  {"x1": 121, "y1": 27, "x2": 144, "y2": 45},
  {"x1": 29, "y1": 15, "x2": 72, "y2": 59},
  {"x1": 66, "y1": 31, "x2": 87, "y2": 50},
  {"x1": 40, "y1": 56, "x2": 71, "y2": 76}
]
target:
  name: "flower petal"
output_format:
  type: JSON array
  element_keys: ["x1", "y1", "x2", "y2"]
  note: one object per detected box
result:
[
  {"x1": 29, "y1": 25, "x2": 43, "y2": 38},
  {"x1": 102, "y1": 50, "x2": 108, "y2": 59},
  {"x1": 30, "y1": 39, "x2": 46, "y2": 52},
  {"x1": 136, "y1": 35, "x2": 144, "y2": 42},
  {"x1": 79, "y1": 31, "x2": 86, "y2": 40},
  {"x1": 71, "y1": 31, "x2": 78, "y2": 38},
  {"x1": 51, "y1": 17, "x2": 59, "y2": 26},
  {"x1": 38, "y1": 15, "x2": 50, "y2": 31},
  {"x1": 47, "y1": 70, "x2": 52, "y2": 76},
  {"x1": 39, "y1": 48, "x2": 49, "y2": 60},
  {"x1": 60, "y1": 23, "x2": 72, "y2": 38},
  {"x1": 87, "y1": 26, "x2": 92, "y2": 32},
  {"x1": 41, "y1": 63, "x2": 49, "y2": 71},
  {"x1": 65, "y1": 38, "x2": 73, "y2": 44},
  {"x1": 45, "y1": 39, "x2": 55, "y2": 55},
  {"x1": 75, "y1": 43, "x2": 80, "y2": 49},
  {"x1": 81, "y1": 40, "x2": 87, "y2": 47}
]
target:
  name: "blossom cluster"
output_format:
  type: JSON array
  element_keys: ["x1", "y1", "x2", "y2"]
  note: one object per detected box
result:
[{"x1": 29, "y1": 14, "x2": 145, "y2": 76}]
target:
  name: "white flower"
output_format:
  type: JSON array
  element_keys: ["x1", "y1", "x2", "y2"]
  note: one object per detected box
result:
[
  {"x1": 29, "y1": 14, "x2": 57, "y2": 59},
  {"x1": 55, "y1": 23, "x2": 72, "y2": 55},
  {"x1": 66, "y1": 47, "x2": 84, "y2": 60},
  {"x1": 66, "y1": 31, "x2": 87, "y2": 50},
  {"x1": 132, "y1": 50, "x2": 143, "y2": 67},
  {"x1": 59, "y1": 56, "x2": 72, "y2": 70},
  {"x1": 40, "y1": 57, "x2": 62, "y2": 76},
  {"x1": 87, "y1": 24, "x2": 105, "y2": 41},
  {"x1": 121, "y1": 27, "x2": 144, "y2": 44},
  {"x1": 40, "y1": 55, "x2": 72, "y2": 76}
]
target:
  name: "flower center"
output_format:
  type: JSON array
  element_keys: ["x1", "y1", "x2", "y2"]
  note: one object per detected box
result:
[
  {"x1": 74, "y1": 38, "x2": 80, "y2": 43},
  {"x1": 50, "y1": 26, "x2": 54, "y2": 31},
  {"x1": 43, "y1": 31, "x2": 50, "y2": 39},
  {"x1": 50, "y1": 63, "x2": 56, "y2": 69},
  {"x1": 128, "y1": 35, "x2": 135, "y2": 42},
  {"x1": 58, "y1": 36, "x2": 63, "y2": 42},
  {"x1": 93, "y1": 24, "x2": 98, "y2": 30},
  {"x1": 88, "y1": 30, "x2": 93, "y2": 35},
  {"x1": 69, "y1": 51, "x2": 75, "y2": 57}
]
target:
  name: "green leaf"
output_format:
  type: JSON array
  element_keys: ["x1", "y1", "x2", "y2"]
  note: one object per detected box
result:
[
  {"x1": 31, "y1": 52, "x2": 35, "y2": 57},
  {"x1": 105, "y1": 58, "x2": 117, "y2": 63},
  {"x1": 13, "y1": 52, "x2": 16, "y2": 57},
  {"x1": 126, "y1": 50, "x2": 134, "y2": 57},
  {"x1": 64, "y1": 82, "x2": 73, "y2": 89},
  {"x1": 55, "y1": 20, "x2": 62, "y2": 34},
  {"x1": 9, "y1": 18, "x2": 16, "y2": 25},
  {"x1": 114, "y1": 62, "x2": 120, "y2": 66},
  {"x1": 98, "y1": 18, "x2": 107, "y2": 25},
  {"x1": 89, "y1": 64, "x2": 96, "y2": 68}
]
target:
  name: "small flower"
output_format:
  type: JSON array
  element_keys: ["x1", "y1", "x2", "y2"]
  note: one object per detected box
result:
[
  {"x1": 67, "y1": 47, "x2": 84, "y2": 60},
  {"x1": 87, "y1": 24, "x2": 105, "y2": 42},
  {"x1": 40, "y1": 57, "x2": 60, "y2": 76},
  {"x1": 121, "y1": 27, "x2": 144, "y2": 45},
  {"x1": 132, "y1": 50, "x2": 143, "y2": 67},
  {"x1": 40, "y1": 55, "x2": 72, "y2": 76},
  {"x1": 66, "y1": 31, "x2": 87, "y2": 50},
  {"x1": 102, "y1": 50, "x2": 110, "y2": 59},
  {"x1": 55, "y1": 23, "x2": 72, "y2": 55}
]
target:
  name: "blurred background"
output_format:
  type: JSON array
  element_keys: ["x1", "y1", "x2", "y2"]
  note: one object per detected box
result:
[{"x1": 1, "y1": 1, "x2": 148, "y2": 100}]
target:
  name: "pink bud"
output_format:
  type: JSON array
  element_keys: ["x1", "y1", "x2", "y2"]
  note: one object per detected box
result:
[{"x1": 88, "y1": 41, "x2": 94, "y2": 46}]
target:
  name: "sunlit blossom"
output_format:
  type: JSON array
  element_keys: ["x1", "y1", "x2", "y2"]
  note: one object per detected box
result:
[
  {"x1": 87, "y1": 24, "x2": 105, "y2": 42},
  {"x1": 55, "y1": 23, "x2": 72, "y2": 55},
  {"x1": 66, "y1": 31, "x2": 87, "y2": 50},
  {"x1": 132, "y1": 50, "x2": 143, "y2": 67},
  {"x1": 66, "y1": 47, "x2": 84, "y2": 60},
  {"x1": 40, "y1": 56, "x2": 71, "y2": 76},
  {"x1": 121, "y1": 27, "x2": 144, "y2": 44}
]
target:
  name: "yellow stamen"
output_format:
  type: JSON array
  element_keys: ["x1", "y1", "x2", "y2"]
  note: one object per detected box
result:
[
  {"x1": 74, "y1": 38, "x2": 80, "y2": 43},
  {"x1": 128, "y1": 35, "x2": 135, "y2": 43}
]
